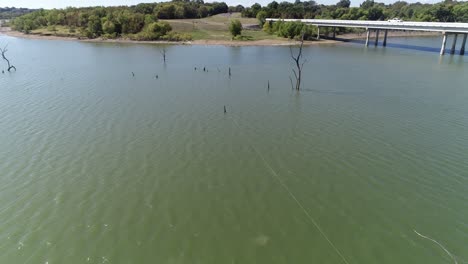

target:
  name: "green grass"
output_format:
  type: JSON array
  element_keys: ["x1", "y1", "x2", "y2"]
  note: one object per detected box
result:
[
  {"x1": 163, "y1": 13, "x2": 283, "y2": 41},
  {"x1": 31, "y1": 25, "x2": 80, "y2": 37},
  {"x1": 241, "y1": 30, "x2": 283, "y2": 41}
]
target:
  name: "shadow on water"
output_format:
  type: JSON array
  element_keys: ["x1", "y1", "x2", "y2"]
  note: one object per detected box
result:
[{"x1": 333, "y1": 37, "x2": 467, "y2": 56}]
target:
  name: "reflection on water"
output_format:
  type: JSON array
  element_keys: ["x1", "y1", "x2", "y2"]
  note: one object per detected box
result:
[{"x1": 335, "y1": 35, "x2": 468, "y2": 55}]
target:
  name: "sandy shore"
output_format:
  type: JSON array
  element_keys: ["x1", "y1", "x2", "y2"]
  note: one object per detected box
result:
[
  {"x1": 1, "y1": 27, "x2": 439, "y2": 46},
  {"x1": 191, "y1": 39, "x2": 338, "y2": 46},
  {"x1": 0, "y1": 27, "x2": 339, "y2": 46}
]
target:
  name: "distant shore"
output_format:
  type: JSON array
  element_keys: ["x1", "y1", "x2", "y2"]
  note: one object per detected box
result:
[
  {"x1": 0, "y1": 27, "x2": 337, "y2": 46},
  {"x1": 0, "y1": 27, "x2": 439, "y2": 46}
]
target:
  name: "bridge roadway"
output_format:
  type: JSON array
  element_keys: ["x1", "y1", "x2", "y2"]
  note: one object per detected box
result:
[{"x1": 266, "y1": 18, "x2": 468, "y2": 55}]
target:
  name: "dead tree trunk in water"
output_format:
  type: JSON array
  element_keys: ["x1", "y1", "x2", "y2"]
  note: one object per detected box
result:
[
  {"x1": 0, "y1": 46, "x2": 16, "y2": 72},
  {"x1": 160, "y1": 48, "x2": 166, "y2": 63},
  {"x1": 289, "y1": 33, "x2": 306, "y2": 91}
]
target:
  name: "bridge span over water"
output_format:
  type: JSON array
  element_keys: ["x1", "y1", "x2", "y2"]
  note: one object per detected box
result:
[{"x1": 266, "y1": 18, "x2": 468, "y2": 55}]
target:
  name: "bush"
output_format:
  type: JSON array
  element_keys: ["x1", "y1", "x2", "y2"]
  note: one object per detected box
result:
[
  {"x1": 229, "y1": 19, "x2": 242, "y2": 37},
  {"x1": 146, "y1": 21, "x2": 172, "y2": 35},
  {"x1": 128, "y1": 32, "x2": 153, "y2": 41},
  {"x1": 129, "y1": 31, "x2": 191, "y2": 42},
  {"x1": 102, "y1": 33, "x2": 117, "y2": 39},
  {"x1": 262, "y1": 21, "x2": 272, "y2": 33},
  {"x1": 271, "y1": 20, "x2": 283, "y2": 33},
  {"x1": 302, "y1": 25, "x2": 317, "y2": 40},
  {"x1": 161, "y1": 32, "x2": 192, "y2": 41},
  {"x1": 79, "y1": 28, "x2": 94, "y2": 39},
  {"x1": 277, "y1": 21, "x2": 303, "y2": 39},
  {"x1": 128, "y1": 22, "x2": 174, "y2": 41},
  {"x1": 266, "y1": 21, "x2": 317, "y2": 40}
]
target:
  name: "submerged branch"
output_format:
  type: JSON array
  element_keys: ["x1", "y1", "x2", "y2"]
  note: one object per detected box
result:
[{"x1": 0, "y1": 45, "x2": 16, "y2": 72}]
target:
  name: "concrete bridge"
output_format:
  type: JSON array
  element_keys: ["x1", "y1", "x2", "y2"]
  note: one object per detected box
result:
[{"x1": 266, "y1": 18, "x2": 468, "y2": 55}]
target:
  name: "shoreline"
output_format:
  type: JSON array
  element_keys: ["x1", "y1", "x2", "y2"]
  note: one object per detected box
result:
[
  {"x1": 0, "y1": 27, "x2": 337, "y2": 46},
  {"x1": 0, "y1": 27, "x2": 440, "y2": 46}
]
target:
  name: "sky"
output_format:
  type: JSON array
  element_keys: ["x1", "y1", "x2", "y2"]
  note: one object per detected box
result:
[{"x1": 0, "y1": 0, "x2": 438, "y2": 9}]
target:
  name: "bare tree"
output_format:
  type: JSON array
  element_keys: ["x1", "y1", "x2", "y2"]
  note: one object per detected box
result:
[
  {"x1": 0, "y1": 45, "x2": 16, "y2": 72},
  {"x1": 289, "y1": 32, "x2": 306, "y2": 91},
  {"x1": 160, "y1": 48, "x2": 166, "y2": 63}
]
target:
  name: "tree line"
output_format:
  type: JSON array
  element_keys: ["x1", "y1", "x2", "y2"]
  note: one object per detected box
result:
[
  {"x1": 10, "y1": 0, "x2": 468, "y2": 41},
  {"x1": 244, "y1": 0, "x2": 468, "y2": 23},
  {"x1": 12, "y1": 0, "x2": 228, "y2": 40},
  {"x1": 0, "y1": 7, "x2": 35, "y2": 19}
]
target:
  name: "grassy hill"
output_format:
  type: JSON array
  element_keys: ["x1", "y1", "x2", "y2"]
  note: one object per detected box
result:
[
  {"x1": 161, "y1": 13, "x2": 283, "y2": 41},
  {"x1": 24, "y1": 13, "x2": 285, "y2": 42}
]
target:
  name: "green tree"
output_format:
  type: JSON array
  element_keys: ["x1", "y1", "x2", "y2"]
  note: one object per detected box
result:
[
  {"x1": 453, "y1": 2, "x2": 468, "y2": 22},
  {"x1": 175, "y1": 5, "x2": 185, "y2": 19},
  {"x1": 256, "y1": 10, "x2": 268, "y2": 26},
  {"x1": 102, "y1": 20, "x2": 116, "y2": 34},
  {"x1": 46, "y1": 11, "x2": 59, "y2": 25},
  {"x1": 432, "y1": 4, "x2": 454, "y2": 22},
  {"x1": 87, "y1": 15, "x2": 102, "y2": 37},
  {"x1": 367, "y1": 6, "x2": 385, "y2": 20},
  {"x1": 211, "y1": 2, "x2": 229, "y2": 14},
  {"x1": 251, "y1": 3, "x2": 262, "y2": 17},
  {"x1": 360, "y1": 0, "x2": 374, "y2": 9},
  {"x1": 155, "y1": 4, "x2": 176, "y2": 19},
  {"x1": 144, "y1": 14, "x2": 157, "y2": 25},
  {"x1": 229, "y1": 19, "x2": 242, "y2": 37},
  {"x1": 198, "y1": 6, "x2": 209, "y2": 18},
  {"x1": 135, "y1": 3, "x2": 156, "y2": 14},
  {"x1": 336, "y1": 0, "x2": 351, "y2": 8},
  {"x1": 78, "y1": 13, "x2": 89, "y2": 27}
]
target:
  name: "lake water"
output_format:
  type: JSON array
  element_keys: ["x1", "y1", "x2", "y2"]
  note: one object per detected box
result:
[{"x1": 0, "y1": 35, "x2": 467, "y2": 264}]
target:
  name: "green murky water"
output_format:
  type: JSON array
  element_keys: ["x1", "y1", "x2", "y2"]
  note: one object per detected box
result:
[{"x1": 0, "y1": 35, "x2": 467, "y2": 264}]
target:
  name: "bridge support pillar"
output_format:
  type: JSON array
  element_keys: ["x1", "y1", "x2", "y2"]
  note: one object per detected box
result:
[
  {"x1": 450, "y1": 34, "x2": 458, "y2": 54},
  {"x1": 383, "y1": 30, "x2": 388, "y2": 47},
  {"x1": 317, "y1": 26, "x2": 320, "y2": 40},
  {"x1": 440, "y1": 33, "x2": 447, "y2": 55},
  {"x1": 375, "y1": 29, "x2": 380, "y2": 46},
  {"x1": 333, "y1": 27, "x2": 336, "y2": 39},
  {"x1": 460, "y1": 34, "x2": 467, "y2": 55},
  {"x1": 365, "y1": 29, "x2": 370, "y2": 46}
]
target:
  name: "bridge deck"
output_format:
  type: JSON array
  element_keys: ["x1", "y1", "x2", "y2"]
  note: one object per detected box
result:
[{"x1": 266, "y1": 19, "x2": 468, "y2": 34}]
